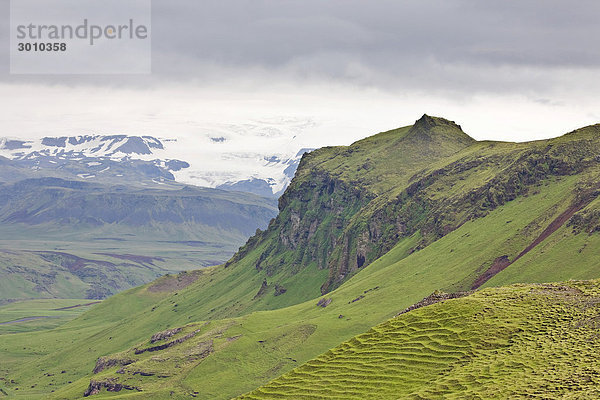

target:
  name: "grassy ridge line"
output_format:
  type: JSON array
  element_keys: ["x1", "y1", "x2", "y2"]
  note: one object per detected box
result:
[
  {"x1": 247, "y1": 120, "x2": 600, "y2": 295},
  {"x1": 241, "y1": 280, "x2": 600, "y2": 399},
  {"x1": 38, "y1": 174, "x2": 600, "y2": 399},
  {"x1": 291, "y1": 116, "x2": 473, "y2": 196},
  {"x1": 247, "y1": 117, "x2": 477, "y2": 293}
]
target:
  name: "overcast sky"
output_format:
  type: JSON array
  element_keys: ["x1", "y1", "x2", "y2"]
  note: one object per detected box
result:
[{"x1": 1, "y1": 0, "x2": 600, "y2": 146}]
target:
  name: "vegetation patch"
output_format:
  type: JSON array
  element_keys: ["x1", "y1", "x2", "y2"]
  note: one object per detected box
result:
[{"x1": 242, "y1": 281, "x2": 600, "y2": 399}]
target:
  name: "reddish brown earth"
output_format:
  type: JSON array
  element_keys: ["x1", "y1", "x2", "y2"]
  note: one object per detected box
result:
[
  {"x1": 471, "y1": 256, "x2": 512, "y2": 290},
  {"x1": 146, "y1": 270, "x2": 201, "y2": 293},
  {"x1": 472, "y1": 201, "x2": 590, "y2": 289}
]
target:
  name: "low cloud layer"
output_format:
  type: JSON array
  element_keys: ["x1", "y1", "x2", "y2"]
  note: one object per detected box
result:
[
  {"x1": 0, "y1": 1, "x2": 599, "y2": 142},
  {"x1": 3, "y1": 1, "x2": 600, "y2": 91}
]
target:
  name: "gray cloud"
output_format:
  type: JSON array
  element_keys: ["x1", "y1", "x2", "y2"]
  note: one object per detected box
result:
[
  {"x1": 1, "y1": 0, "x2": 599, "y2": 95},
  {"x1": 151, "y1": 0, "x2": 596, "y2": 65}
]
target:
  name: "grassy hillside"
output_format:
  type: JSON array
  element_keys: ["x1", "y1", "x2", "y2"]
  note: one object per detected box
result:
[
  {"x1": 4, "y1": 171, "x2": 597, "y2": 399},
  {"x1": 233, "y1": 115, "x2": 600, "y2": 294},
  {"x1": 2, "y1": 116, "x2": 600, "y2": 398},
  {"x1": 0, "y1": 250, "x2": 203, "y2": 300},
  {"x1": 0, "y1": 299, "x2": 99, "y2": 335},
  {"x1": 242, "y1": 280, "x2": 600, "y2": 399}
]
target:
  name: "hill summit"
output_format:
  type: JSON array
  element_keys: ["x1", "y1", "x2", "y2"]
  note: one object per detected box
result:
[{"x1": 407, "y1": 114, "x2": 474, "y2": 145}]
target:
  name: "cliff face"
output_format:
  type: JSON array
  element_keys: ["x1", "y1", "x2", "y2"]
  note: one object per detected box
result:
[
  {"x1": 227, "y1": 117, "x2": 600, "y2": 296},
  {"x1": 269, "y1": 170, "x2": 373, "y2": 287},
  {"x1": 228, "y1": 116, "x2": 474, "y2": 292}
]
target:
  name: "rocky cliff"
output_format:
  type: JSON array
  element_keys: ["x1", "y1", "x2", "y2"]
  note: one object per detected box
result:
[{"x1": 229, "y1": 116, "x2": 600, "y2": 294}]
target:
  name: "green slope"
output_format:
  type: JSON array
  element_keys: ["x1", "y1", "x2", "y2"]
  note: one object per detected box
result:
[
  {"x1": 0, "y1": 250, "x2": 198, "y2": 300},
  {"x1": 0, "y1": 299, "x2": 99, "y2": 335},
  {"x1": 3, "y1": 116, "x2": 600, "y2": 398},
  {"x1": 242, "y1": 280, "x2": 600, "y2": 399}
]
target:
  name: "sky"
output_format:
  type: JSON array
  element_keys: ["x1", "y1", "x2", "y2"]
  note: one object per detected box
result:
[{"x1": 1, "y1": 0, "x2": 600, "y2": 148}]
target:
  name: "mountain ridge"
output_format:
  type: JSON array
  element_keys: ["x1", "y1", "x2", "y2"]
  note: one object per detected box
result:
[{"x1": 0, "y1": 134, "x2": 312, "y2": 196}]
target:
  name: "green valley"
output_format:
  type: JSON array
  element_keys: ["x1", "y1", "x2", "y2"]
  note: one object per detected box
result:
[{"x1": 0, "y1": 179, "x2": 277, "y2": 301}]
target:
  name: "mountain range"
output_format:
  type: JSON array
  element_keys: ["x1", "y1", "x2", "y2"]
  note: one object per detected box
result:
[
  {"x1": 0, "y1": 177, "x2": 278, "y2": 301},
  {"x1": 2, "y1": 115, "x2": 600, "y2": 398},
  {"x1": 0, "y1": 132, "x2": 302, "y2": 301},
  {"x1": 0, "y1": 134, "x2": 312, "y2": 197}
]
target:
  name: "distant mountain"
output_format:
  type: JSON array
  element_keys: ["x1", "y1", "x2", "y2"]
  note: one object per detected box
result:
[
  {"x1": 0, "y1": 177, "x2": 278, "y2": 300},
  {"x1": 0, "y1": 135, "x2": 188, "y2": 187},
  {"x1": 0, "y1": 135, "x2": 312, "y2": 196},
  {"x1": 0, "y1": 133, "x2": 295, "y2": 301},
  {"x1": 0, "y1": 177, "x2": 276, "y2": 235},
  {"x1": 216, "y1": 148, "x2": 313, "y2": 197}
]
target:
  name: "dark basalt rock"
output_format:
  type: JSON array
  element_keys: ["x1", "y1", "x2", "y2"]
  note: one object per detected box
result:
[
  {"x1": 274, "y1": 284, "x2": 287, "y2": 296},
  {"x1": 396, "y1": 291, "x2": 473, "y2": 317},
  {"x1": 92, "y1": 357, "x2": 134, "y2": 374},
  {"x1": 150, "y1": 327, "x2": 183, "y2": 343},
  {"x1": 83, "y1": 379, "x2": 139, "y2": 396},
  {"x1": 317, "y1": 298, "x2": 332, "y2": 308}
]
